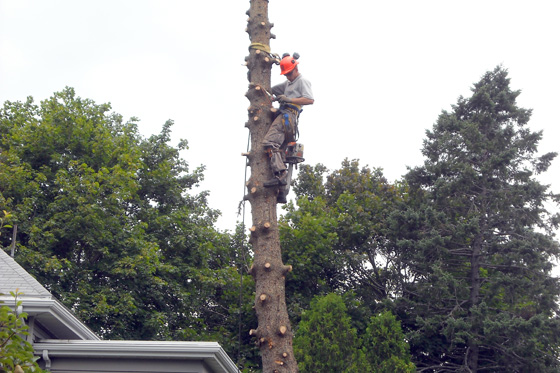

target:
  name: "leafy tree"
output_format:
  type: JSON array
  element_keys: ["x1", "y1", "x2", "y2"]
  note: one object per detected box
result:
[
  {"x1": 281, "y1": 160, "x2": 408, "y2": 321},
  {"x1": 279, "y1": 187, "x2": 340, "y2": 320},
  {"x1": 293, "y1": 293, "x2": 367, "y2": 373},
  {"x1": 0, "y1": 291, "x2": 45, "y2": 372},
  {"x1": 0, "y1": 88, "x2": 243, "y2": 347},
  {"x1": 399, "y1": 66, "x2": 560, "y2": 371}
]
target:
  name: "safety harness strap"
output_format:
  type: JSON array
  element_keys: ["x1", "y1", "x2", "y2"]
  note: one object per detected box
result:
[
  {"x1": 280, "y1": 103, "x2": 302, "y2": 113},
  {"x1": 280, "y1": 106, "x2": 301, "y2": 141}
]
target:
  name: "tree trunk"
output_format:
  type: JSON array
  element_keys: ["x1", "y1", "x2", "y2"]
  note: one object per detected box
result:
[{"x1": 244, "y1": 1, "x2": 298, "y2": 372}]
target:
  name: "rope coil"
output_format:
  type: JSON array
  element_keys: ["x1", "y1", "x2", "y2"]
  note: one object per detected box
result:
[{"x1": 249, "y1": 43, "x2": 280, "y2": 62}]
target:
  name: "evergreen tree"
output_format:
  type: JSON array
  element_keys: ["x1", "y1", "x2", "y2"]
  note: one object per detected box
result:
[
  {"x1": 293, "y1": 293, "x2": 367, "y2": 373},
  {"x1": 361, "y1": 311, "x2": 415, "y2": 373},
  {"x1": 399, "y1": 66, "x2": 560, "y2": 371}
]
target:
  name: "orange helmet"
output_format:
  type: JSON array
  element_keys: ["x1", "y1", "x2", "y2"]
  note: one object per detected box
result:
[{"x1": 280, "y1": 55, "x2": 299, "y2": 75}]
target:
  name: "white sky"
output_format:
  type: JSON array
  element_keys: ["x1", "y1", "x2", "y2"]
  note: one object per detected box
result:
[{"x1": 1, "y1": 1, "x2": 559, "y2": 245}]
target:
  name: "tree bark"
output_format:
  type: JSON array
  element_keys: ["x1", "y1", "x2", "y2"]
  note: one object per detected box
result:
[{"x1": 244, "y1": 1, "x2": 298, "y2": 372}]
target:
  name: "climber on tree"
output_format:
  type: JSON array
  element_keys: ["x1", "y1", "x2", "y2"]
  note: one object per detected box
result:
[{"x1": 263, "y1": 53, "x2": 314, "y2": 193}]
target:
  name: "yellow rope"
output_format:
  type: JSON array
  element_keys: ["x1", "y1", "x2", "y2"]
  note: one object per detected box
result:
[
  {"x1": 249, "y1": 42, "x2": 271, "y2": 53},
  {"x1": 248, "y1": 43, "x2": 280, "y2": 62}
]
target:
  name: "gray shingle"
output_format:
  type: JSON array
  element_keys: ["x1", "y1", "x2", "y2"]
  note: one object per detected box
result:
[{"x1": 0, "y1": 249, "x2": 52, "y2": 298}]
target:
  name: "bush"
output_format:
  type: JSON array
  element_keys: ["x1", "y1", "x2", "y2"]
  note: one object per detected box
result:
[{"x1": 0, "y1": 291, "x2": 44, "y2": 372}]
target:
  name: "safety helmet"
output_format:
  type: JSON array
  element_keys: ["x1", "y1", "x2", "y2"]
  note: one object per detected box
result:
[{"x1": 280, "y1": 55, "x2": 299, "y2": 75}]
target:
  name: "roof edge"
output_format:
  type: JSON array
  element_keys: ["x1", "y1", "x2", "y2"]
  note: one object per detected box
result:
[
  {"x1": 34, "y1": 340, "x2": 239, "y2": 373},
  {"x1": 1, "y1": 297, "x2": 99, "y2": 341}
]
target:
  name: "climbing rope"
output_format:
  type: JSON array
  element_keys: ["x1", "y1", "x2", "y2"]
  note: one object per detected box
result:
[
  {"x1": 236, "y1": 131, "x2": 251, "y2": 369},
  {"x1": 249, "y1": 42, "x2": 271, "y2": 53},
  {"x1": 249, "y1": 42, "x2": 280, "y2": 62}
]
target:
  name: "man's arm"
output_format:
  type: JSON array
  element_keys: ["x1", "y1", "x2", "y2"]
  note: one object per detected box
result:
[
  {"x1": 290, "y1": 97, "x2": 314, "y2": 106},
  {"x1": 271, "y1": 82, "x2": 286, "y2": 97},
  {"x1": 277, "y1": 95, "x2": 314, "y2": 106}
]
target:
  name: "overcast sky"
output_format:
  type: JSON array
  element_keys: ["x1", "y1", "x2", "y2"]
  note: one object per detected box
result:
[{"x1": 1, "y1": 1, "x2": 559, "y2": 243}]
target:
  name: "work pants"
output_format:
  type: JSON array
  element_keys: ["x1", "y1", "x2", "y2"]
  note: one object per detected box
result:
[{"x1": 262, "y1": 111, "x2": 297, "y2": 174}]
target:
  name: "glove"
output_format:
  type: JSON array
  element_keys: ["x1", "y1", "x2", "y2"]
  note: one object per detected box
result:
[{"x1": 277, "y1": 95, "x2": 292, "y2": 103}]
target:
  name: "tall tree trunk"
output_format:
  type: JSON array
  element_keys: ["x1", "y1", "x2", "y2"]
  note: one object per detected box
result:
[{"x1": 244, "y1": 1, "x2": 298, "y2": 372}]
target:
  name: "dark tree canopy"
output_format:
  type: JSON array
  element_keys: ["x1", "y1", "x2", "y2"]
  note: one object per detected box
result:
[{"x1": 400, "y1": 66, "x2": 560, "y2": 371}]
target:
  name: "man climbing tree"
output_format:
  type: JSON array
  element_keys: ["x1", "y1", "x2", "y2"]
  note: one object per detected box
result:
[
  {"x1": 263, "y1": 54, "x2": 314, "y2": 204},
  {"x1": 243, "y1": 0, "x2": 301, "y2": 371}
]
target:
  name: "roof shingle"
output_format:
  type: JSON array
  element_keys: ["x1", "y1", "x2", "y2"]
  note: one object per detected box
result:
[{"x1": 0, "y1": 249, "x2": 51, "y2": 298}]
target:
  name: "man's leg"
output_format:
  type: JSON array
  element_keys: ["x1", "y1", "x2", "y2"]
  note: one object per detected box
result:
[{"x1": 262, "y1": 116, "x2": 288, "y2": 185}]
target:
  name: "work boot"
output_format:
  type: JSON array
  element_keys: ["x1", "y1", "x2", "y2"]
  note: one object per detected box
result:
[
  {"x1": 277, "y1": 171, "x2": 288, "y2": 185},
  {"x1": 264, "y1": 171, "x2": 288, "y2": 187},
  {"x1": 277, "y1": 194, "x2": 288, "y2": 204},
  {"x1": 264, "y1": 178, "x2": 280, "y2": 187}
]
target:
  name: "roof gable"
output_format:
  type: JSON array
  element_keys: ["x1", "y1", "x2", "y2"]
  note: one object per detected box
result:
[{"x1": 0, "y1": 248, "x2": 51, "y2": 298}]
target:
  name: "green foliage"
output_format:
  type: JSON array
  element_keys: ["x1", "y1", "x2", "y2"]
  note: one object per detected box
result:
[
  {"x1": 280, "y1": 193, "x2": 339, "y2": 320},
  {"x1": 0, "y1": 88, "x2": 250, "y2": 356},
  {"x1": 0, "y1": 291, "x2": 44, "y2": 372},
  {"x1": 293, "y1": 294, "x2": 415, "y2": 373},
  {"x1": 361, "y1": 311, "x2": 415, "y2": 373},
  {"x1": 285, "y1": 66, "x2": 560, "y2": 371},
  {"x1": 0, "y1": 211, "x2": 12, "y2": 233},
  {"x1": 281, "y1": 160, "x2": 408, "y2": 322},
  {"x1": 293, "y1": 293, "x2": 367, "y2": 373},
  {"x1": 399, "y1": 66, "x2": 560, "y2": 371}
]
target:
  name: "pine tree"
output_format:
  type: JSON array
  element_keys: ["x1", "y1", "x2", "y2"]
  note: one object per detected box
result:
[{"x1": 401, "y1": 66, "x2": 560, "y2": 371}]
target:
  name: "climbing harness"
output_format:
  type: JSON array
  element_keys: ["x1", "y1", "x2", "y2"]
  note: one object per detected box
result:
[{"x1": 280, "y1": 103, "x2": 302, "y2": 141}]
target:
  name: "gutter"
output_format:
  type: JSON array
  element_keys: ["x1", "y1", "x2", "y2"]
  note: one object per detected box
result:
[
  {"x1": 34, "y1": 340, "x2": 240, "y2": 373},
  {"x1": 0, "y1": 296, "x2": 99, "y2": 341}
]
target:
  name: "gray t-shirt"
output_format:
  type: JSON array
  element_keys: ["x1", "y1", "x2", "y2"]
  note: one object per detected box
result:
[{"x1": 271, "y1": 74, "x2": 314, "y2": 101}]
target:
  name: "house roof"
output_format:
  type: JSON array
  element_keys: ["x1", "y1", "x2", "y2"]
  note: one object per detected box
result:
[
  {"x1": 0, "y1": 248, "x2": 99, "y2": 340},
  {"x1": 0, "y1": 248, "x2": 51, "y2": 298},
  {"x1": 1, "y1": 249, "x2": 240, "y2": 373}
]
